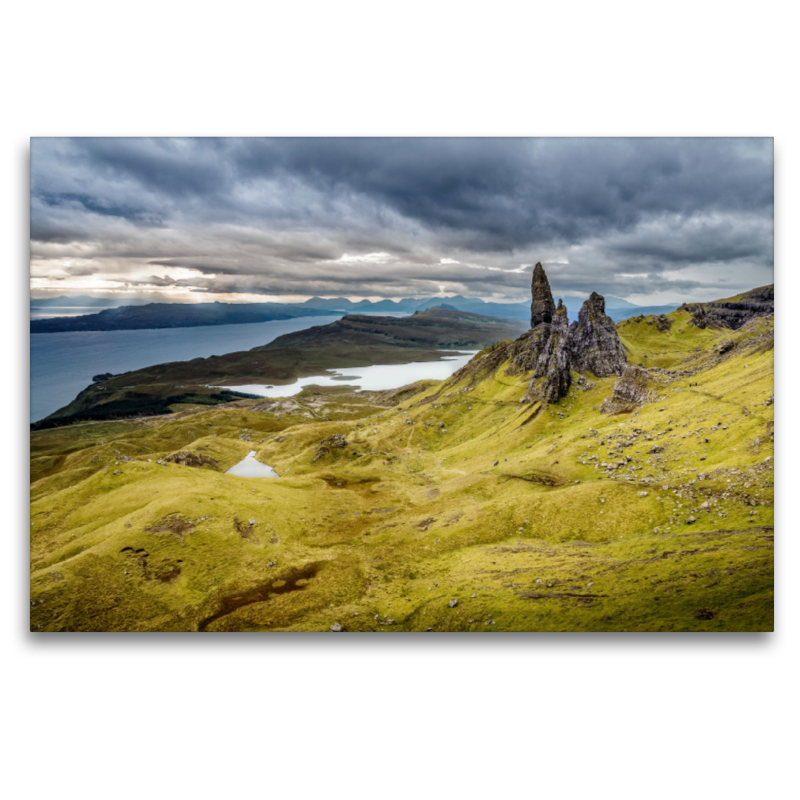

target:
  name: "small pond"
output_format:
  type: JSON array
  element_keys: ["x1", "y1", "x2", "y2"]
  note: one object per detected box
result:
[{"x1": 225, "y1": 450, "x2": 280, "y2": 478}]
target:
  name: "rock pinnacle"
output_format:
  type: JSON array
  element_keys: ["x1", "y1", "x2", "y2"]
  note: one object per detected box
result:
[{"x1": 530, "y1": 262, "x2": 556, "y2": 328}]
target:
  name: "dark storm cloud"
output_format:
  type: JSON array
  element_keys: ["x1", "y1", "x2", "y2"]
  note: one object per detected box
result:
[
  {"x1": 37, "y1": 190, "x2": 164, "y2": 227},
  {"x1": 58, "y1": 137, "x2": 231, "y2": 201},
  {"x1": 30, "y1": 137, "x2": 773, "y2": 303},
  {"x1": 228, "y1": 137, "x2": 773, "y2": 251},
  {"x1": 607, "y1": 215, "x2": 772, "y2": 266}
]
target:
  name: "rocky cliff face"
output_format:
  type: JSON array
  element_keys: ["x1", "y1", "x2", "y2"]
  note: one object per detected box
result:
[
  {"x1": 569, "y1": 292, "x2": 628, "y2": 377},
  {"x1": 683, "y1": 284, "x2": 774, "y2": 330},
  {"x1": 530, "y1": 262, "x2": 556, "y2": 328}
]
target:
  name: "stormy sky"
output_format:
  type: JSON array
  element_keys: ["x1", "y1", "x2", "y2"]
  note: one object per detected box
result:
[{"x1": 30, "y1": 137, "x2": 773, "y2": 306}]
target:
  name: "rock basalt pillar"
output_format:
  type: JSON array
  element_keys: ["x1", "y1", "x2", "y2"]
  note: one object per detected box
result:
[{"x1": 530, "y1": 262, "x2": 556, "y2": 328}]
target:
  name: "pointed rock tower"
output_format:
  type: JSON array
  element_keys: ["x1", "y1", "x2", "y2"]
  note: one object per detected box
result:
[
  {"x1": 530, "y1": 262, "x2": 556, "y2": 328},
  {"x1": 514, "y1": 264, "x2": 572, "y2": 403},
  {"x1": 569, "y1": 292, "x2": 627, "y2": 377}
]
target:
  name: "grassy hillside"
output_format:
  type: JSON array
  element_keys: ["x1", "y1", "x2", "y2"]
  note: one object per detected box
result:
[{"x1": 29, "y1": 306, "x2": 774, "y2": 632}]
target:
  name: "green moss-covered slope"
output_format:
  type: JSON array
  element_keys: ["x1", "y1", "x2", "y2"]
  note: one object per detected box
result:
[{"x1": 30, "y1": 307, "x2": 774, "y2": 632}]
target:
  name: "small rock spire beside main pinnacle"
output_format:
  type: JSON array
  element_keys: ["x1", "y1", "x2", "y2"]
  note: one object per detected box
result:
[{"x1": 530, "y1": 262, "x2": 556, "y2": 328}]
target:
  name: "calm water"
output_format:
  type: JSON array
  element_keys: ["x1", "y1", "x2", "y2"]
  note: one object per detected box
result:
[
  {"x1": 30, "y1": 315, "x2": 341, "y2": 422},
  {"x1": 217, "y1": 352, "x2": 478, "y2": 397},
  {"x1": 225, "y1": 451, "x2": 279, "y2": 478}
]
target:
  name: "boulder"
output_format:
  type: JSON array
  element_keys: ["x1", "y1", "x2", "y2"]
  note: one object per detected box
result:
[
  {"x1": 600, "y1": 364, "x2": 655, "y2": 414},
  {"x1": 313, "y1": 433, "x2": 348, "y2": 461},
  {"x1": 654, "y1": 315, "x2": 672, "y2": 332}
]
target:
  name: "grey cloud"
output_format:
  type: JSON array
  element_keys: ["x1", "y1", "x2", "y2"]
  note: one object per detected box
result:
[{"x1": 29, "y1": 137, "x2": 773, "y2": 304}]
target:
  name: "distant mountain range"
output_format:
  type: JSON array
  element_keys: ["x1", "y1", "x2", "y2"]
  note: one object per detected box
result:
[
  {"x1": 30, "y1": 293, "x2": 681, "y2": 333},
  {"x1": 299, "y1": 293, "x2": 650, "y2": 318},
  {"x1": 30, "y1": 295, "x2": 149, "y2": 308}
]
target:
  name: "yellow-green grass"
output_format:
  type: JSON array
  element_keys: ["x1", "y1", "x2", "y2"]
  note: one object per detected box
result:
[
  {"x1": 618, "y1": 310, "x2": 719, "y2": 367},
  {"x1": 30, "y1": 313, "x2": 773, "y2": 632}
]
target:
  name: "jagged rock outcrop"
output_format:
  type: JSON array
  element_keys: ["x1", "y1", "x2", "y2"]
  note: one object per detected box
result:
[
  {"x1": 445, "y1": 264, "x2": 628, "y2": 406},
  {"x1": 569, "y1": 292, "x2": 627, "y2": 377},
  {"x1": 530, "y1": 262, "x2": 556, "y2": 328},
  {"x1": 505, "y1": 329, "x2": 542, "y2": 376},
  {"x1": 600, "y1": 365, "x2": 656, "y2": 414},
  {"x1": 518, "y1": 268, "x2": 571, "y2": 403},
  {"x1": 531, "y1": 300, "x2": 572, "y2": 403}
]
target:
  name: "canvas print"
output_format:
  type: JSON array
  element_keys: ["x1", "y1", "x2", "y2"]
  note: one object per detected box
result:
[{"x1": 29, "y1": 138, "x2": 774, "y2": 632}]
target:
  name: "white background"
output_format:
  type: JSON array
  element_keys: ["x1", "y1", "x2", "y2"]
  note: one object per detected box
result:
[{"x1": 4, "y1": 2, "x2": 796, "y2": 798}]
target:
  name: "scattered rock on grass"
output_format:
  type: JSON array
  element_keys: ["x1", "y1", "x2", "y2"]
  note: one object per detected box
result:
[
  {"x1": 163, "y1": 451, "x2": 220, "y2": 470},
  {"x1": 314, "y1": 433, "x2": 348, "y2": 461}
]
